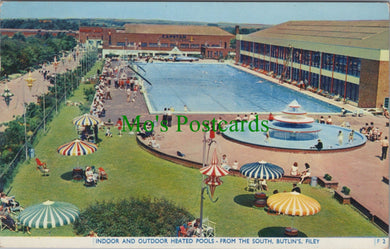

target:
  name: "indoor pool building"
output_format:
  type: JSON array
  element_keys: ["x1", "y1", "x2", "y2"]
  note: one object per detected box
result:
[{"x1": 235, "y1": 20, "x2": 389, "y2": 108}]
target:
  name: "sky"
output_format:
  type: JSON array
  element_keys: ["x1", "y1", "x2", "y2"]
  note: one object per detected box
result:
[{"x1": 0, "y1": 1, "x2": 388, "y2": 25}]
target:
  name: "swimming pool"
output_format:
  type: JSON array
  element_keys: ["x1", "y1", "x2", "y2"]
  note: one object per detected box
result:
[{"x1": 139, "y1": 63, "x2": 341, "y2": 114}]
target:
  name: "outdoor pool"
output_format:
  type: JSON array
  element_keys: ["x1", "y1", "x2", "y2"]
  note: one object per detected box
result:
[{"x1": 139, "y1": 62, "x2": 342, "y2": 114}]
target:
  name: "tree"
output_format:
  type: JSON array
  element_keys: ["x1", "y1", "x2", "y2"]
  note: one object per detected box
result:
[{"x1": 73, "y1": 198, "x2": 195, "y2": 237}]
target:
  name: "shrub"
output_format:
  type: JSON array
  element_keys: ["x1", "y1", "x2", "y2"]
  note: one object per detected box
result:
[
  {"x1": 324, "y1": 173, "x2": 332, "y2": 181},
  {"x1": 73, "y1": 197, "x2": 194, "y2": 237},
  {"x1": 341, "y1": 186, "x2": 351, "y2": 195}
]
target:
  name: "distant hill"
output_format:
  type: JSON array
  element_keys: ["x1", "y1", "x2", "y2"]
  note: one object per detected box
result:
[{"x1": 0, "y1": 18, "x2": 272, "y2": 34}]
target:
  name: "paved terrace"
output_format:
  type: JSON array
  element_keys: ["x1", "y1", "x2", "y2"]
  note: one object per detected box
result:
[{"x1": 100, "y1": 59, "x2": 389, "y2": 225}]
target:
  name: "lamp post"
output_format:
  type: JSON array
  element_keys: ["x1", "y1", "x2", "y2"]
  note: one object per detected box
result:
[
  {"x1": 23, "y1": 72, "x2": 36, "y2": 160},
  {"x1": 198, "y1": 127, "x2": 228, "y2": 237},
  {"x1": 52, "y1": 56, "x2": 60, "y2": 113},
  {"x1": 2, "y1": 86, "x2": 13, "y2": 106}
]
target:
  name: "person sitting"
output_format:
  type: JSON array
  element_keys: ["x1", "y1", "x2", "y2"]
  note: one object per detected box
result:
[
  {"x1": 290, "y1": 162, "x2": 299, "y2": 176},
  {"x1": 232, "y1": 160, "x2": 239, "y2": 170},
  {"x1": 85, "y1": 166, "x2": 96, "y2": 186},
  {"x1": 80, "y1": 130, "x2": 88, "y2": 141},
  {"x1": 105, "y1": 127, "x2": 112, "y2": 137},
  {"x1": 299, "y1": 163, "x2": 311, "y2": 184},
  {"x1": 268, "y1": 113, "x2": 274, "y2": 121},
  {"x1": 149, "y1": 137, "x2": 160, "y2": 149},
  {"x1": 384, "y1": 108, "x2": 390, "y2": 119},
  {"x1": 0, "y1": 205, "x2": 17, "y2": 231},
  {"x1": 341, "y1": 108, "x2": 347, "y2": 117},
  {"x1": 221, "y1": 154, "x2": 230, "y2": 171},
  {"x1": 326, "y1": 116, "x2": 332, "y2": 125},
  {"x1": 260, "y1": 179, "x2": 268, "y2": 191},
  {"x1": 235, "y1": 115, "x2": 242, "y2": 122},
  {"x1": 319, "y1": 116, "x2": 325, "y2": 124},
  {"x1": 186, "y1": 218, "x2": 201, "y2": 237},
  {"x1": 291, "y1": 183, "x2": 301, "y2": 193},
  {"x1": 177, "y1": 151, "x2": 185, "y2": 157},
  {"x1": 311, "y1": 139, "x2": 323, "y2": 151},
  {"x1": 0, "y1": 193, "x2": 18, "y2": 211}
]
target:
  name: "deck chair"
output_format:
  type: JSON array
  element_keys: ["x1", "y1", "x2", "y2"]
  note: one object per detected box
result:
[
  {"x1": 98, "y1": 167, "x2": 108, "y2": 180},
  {"x1": 0, "y1": 215, "x2": 16, "y2": 232},
  {"x1": 35, "y1": 158, "x2": 46, "y2": 168},
  {"x1": 0, "y1": 218, "x2": 7, "y2": 231},
  {"x1": 246, "y1": 178, "x2": 258, "y2": 192},
  {"x1": 35, "y1": 158, "x2": 49, "y2": 176},
  {"x1": 37, "y1": 166, "x2": 49, "y2": 176}
]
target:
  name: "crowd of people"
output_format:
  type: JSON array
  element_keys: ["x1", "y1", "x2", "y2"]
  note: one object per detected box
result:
[
  {"x1": 0, "y1": 192, "x2": 23, "y2": 232},
  {"x1": 290, "y1": 162, "x2": 311, "y2": 184},
  {"x1": 359, "y1": 122, "x2": 383, "y2": 141}
]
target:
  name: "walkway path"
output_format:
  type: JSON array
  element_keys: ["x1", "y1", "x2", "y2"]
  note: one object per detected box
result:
[{"x1": 0, "y1": 52, "x2": 81, "y2": 125}]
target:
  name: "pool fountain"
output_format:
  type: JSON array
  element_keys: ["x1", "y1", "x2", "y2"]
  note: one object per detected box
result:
[{"x1": 223, "y1": 100, "x2": 367, "y2": 152}]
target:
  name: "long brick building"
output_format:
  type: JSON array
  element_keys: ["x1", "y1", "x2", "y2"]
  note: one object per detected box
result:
[
  {"x1": 79, "y1": 24, "x2": 235, "y2": 59},
  {"x1": 236, "y1": 20, "x2": 389, "y2": 108}
]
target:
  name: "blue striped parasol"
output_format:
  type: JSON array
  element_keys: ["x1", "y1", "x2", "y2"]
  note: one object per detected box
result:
[
  {"x1": 239, "y1": 160, "x2": 284, "y2": 179},
  {"x1": 19, "y1": 200, "x2": 80, "y2": 229}
]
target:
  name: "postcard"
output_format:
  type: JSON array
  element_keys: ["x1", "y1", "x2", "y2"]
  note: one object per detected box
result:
[{"x1": 0, "y1": 1, "x2": 388, "y2": 248}]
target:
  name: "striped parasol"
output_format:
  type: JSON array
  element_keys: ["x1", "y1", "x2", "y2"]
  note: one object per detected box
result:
[
  {"x1": 72, "y1": 114, "x2": 101, "y2": 127},
  {"x1": 267, "y1": 192, "x2": 321, "y2": 216},
  {"x1": 19, "y1": 200, "x2": 80, "y2": 229},
  {"x1": 239, "y1": 160, "x2": 284, "y2": 179},
  {"x1": 200, "y1": 149, "x2": 229, "y2": 177},
  {"x1": 57, "y1": 139, "x2": 97, "y2": 156},
  {"x1": 204, "y1": 176, "x2": 223, "y2": 198}
]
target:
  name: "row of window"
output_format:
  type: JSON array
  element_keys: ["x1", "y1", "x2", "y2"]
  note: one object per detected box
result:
[
  {"x1": 240, "y1": 41, "x2": 361, "y2": 77},
  {"x1": 240, "y1": 55, "x2": 359, "y2": 102},
  {"x1": 116, "y1": 42, "x2": 216, "y2": 49}
]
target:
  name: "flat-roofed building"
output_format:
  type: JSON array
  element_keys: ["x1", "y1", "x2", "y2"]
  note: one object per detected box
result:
[
  {"x1": 80, "y1": 24, "x2": 235, "y2": 59},
  {"x1": 236, "y1": 20, "x2": 389, "y2": 108}
]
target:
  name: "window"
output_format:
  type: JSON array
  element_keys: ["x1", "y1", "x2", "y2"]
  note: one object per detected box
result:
[
  {"x1": 141, "y1": 42, "x2": 147, "y2": 47},
  {"x1": 312, "y1": 52, "x2": 320, "y2": 68},
  {"x1": 348, "y1": 57, "x2": 361, "y2": 77},
  {"x1": 190, "y1": 44, "x2": 200, "y2": 49},
  {"x1": 293, "y1": 49, "x2": 302, "y2": 63},
  {"x1": 180, "y1": 44, "x2": 189, "y2": 49},
  {"x1": 322, "y1": 53, "x2": 334, "y2": 71},
  {"x1": 160, "y1": 43, "x2": 168, "y2": 48},
  {"x1": 149, "y1": 43, "x2": 158, "y2": 47}
]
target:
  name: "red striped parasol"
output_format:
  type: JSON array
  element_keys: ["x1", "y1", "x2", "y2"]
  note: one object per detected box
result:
[
  {"x1": 200, "y1": 149, "x2": 229, "y2": 177},
  {"x1": 203, "y1": 176, "x2": 223, "y2": 198}
]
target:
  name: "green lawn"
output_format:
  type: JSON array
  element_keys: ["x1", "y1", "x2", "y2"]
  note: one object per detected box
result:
[{"x1": 1, "y1": 84, "x2": 386, "y2": 237}]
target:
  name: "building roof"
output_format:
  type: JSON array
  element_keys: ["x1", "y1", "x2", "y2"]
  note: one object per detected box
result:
[
  {"x1": 247, "y1": 20, "x2": 389, "y2": 50},
  {"x1": 124, "y1": 24, "x2": 234, "y2": 37}
]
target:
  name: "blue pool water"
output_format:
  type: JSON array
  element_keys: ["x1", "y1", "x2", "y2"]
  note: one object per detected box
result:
[{"x1": 139, "y1": 63, "x2": 341, "y2": 114}]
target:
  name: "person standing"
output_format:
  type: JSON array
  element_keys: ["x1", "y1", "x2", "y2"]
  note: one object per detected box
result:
[
  {"x1": 116, "y1": 118, "x2": 123, "y2": 136},
  {"x1": 381, "y1": 136, "x2": 389, "y2": 160},
  {"x1": 337, "y1": 130, "x2": 344, "y2": 146},
  {"x1": 167, "y1": 107, "x2": 173, "y2": 127},
  {"x1": 348, "y1": 130, "x2": 354, "y2": 144}
]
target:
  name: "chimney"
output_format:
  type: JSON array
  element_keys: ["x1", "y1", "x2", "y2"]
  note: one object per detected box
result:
[{"x1": 235, "y1": 25, "x2": 240, "y2": 35}]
